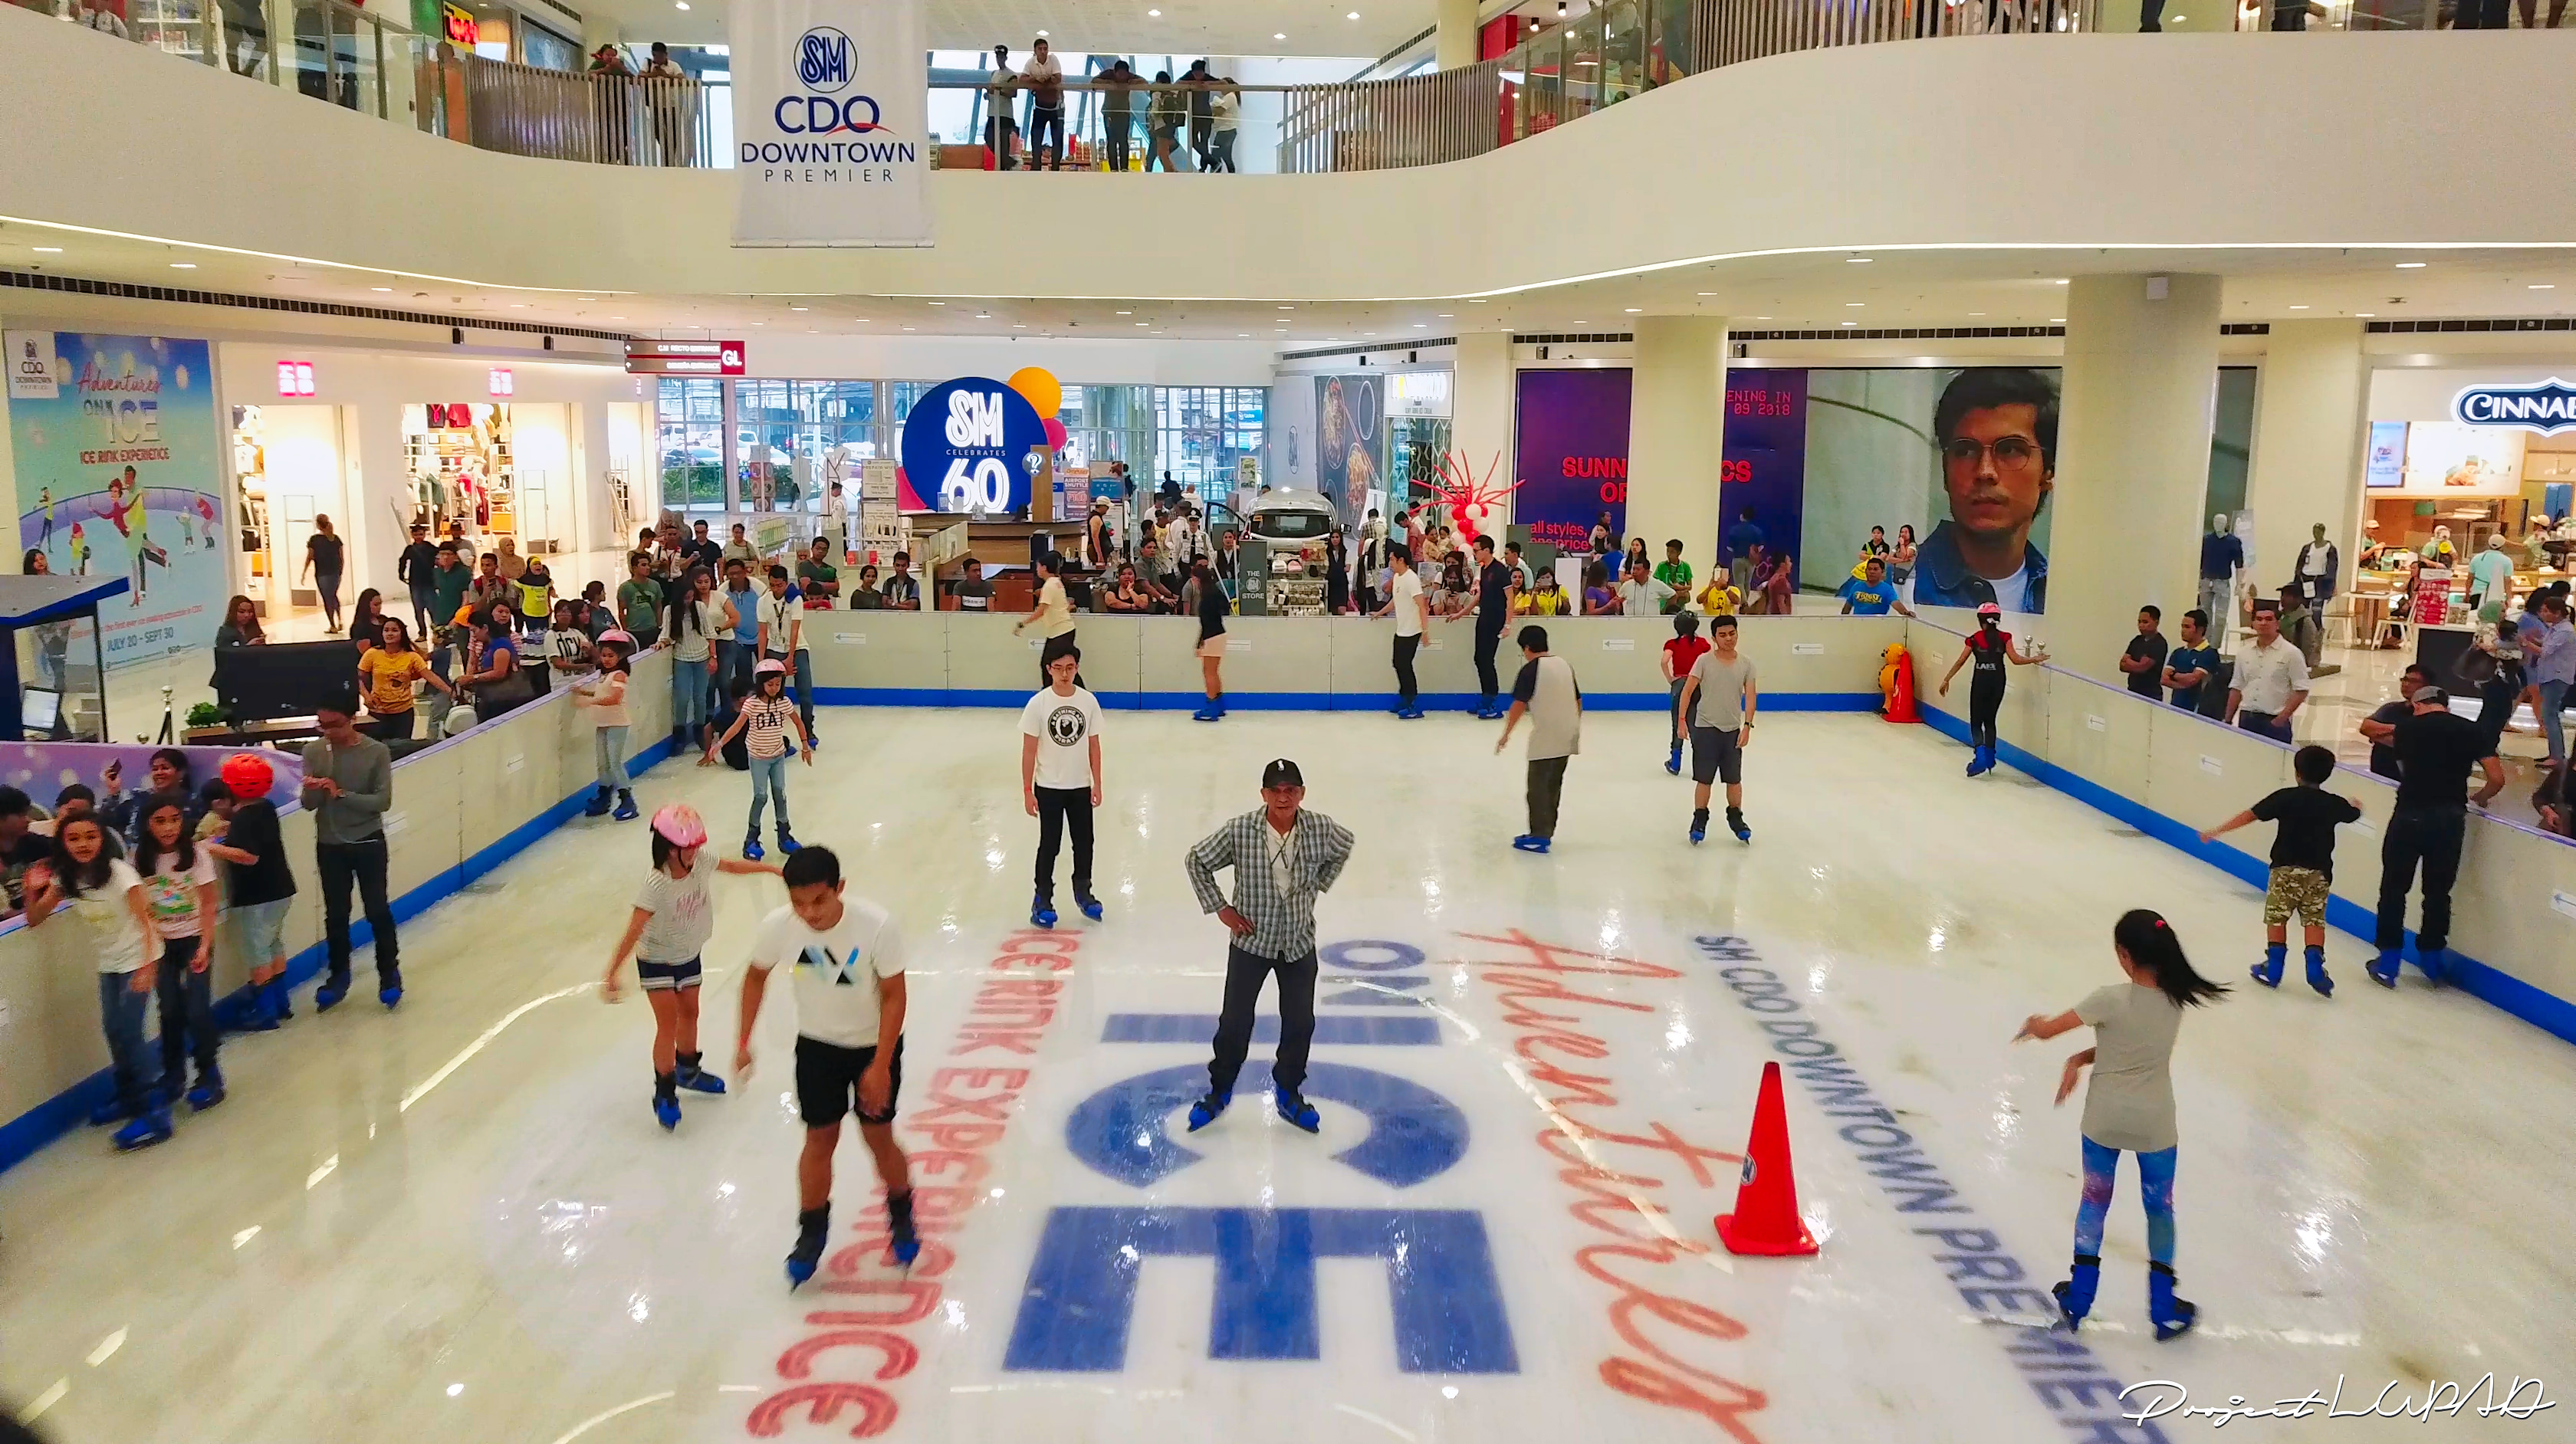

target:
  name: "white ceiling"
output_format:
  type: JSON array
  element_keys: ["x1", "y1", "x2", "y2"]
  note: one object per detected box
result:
[
  {"x1": 580, "y1": 0, "x2": 1425, "y2": 60},
  {"x1": 12, "y1": 222, "x2": 2576, "y2": 353}
]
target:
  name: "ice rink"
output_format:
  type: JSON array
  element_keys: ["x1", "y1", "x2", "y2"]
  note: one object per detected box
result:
[{"x1": 3, "y1": 707, "x2": 2570, "y2": 1444}]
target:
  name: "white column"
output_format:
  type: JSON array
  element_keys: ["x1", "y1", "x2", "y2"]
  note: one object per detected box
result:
[
  {"x1": 1452, "y1": 332, "x2": 1513, "y2": 517},
  {"x1": 2244, "y1": 320, "x2": 2367, "y2": 605},
  {"x1": 1436, "y1": 0, "x2": 1480, "y2": 69},
  {"x1": 2049, "y1": 274, "x2": 2223, "y2": 681},
  {"x1": 1624, "y1": 316, "x2": 1729, "y2": 577}
]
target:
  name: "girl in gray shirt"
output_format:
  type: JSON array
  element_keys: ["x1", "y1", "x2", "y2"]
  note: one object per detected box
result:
[
  {"x1": 2016, "y1": 909, "x2": 2227, "y2": 1342},
  {"x1": 602, "y1": 804, "x2": 781, "y2": 1130}
]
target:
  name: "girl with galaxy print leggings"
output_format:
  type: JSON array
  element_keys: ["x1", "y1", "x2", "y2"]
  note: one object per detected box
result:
[{"x1": 2014, "y1": 908, "x2": 2226, "y2": 1341}]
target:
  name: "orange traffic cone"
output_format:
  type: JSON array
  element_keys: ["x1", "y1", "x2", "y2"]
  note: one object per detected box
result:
[
  {"x1": 1714, "y1": 1060, "x2": 1819, "y2": 1256},
  {"x1": 1880, "y1": 645, "x2": 1922, "y2": 724}
]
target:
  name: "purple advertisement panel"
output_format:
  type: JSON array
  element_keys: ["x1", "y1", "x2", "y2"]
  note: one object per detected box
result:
[
  {"x1": 1513, "y1": 368, "x2": 1631, "y2": 553},
  {"x1": 1722, "y1": 369, "x2": 1809, "y2": 587}
]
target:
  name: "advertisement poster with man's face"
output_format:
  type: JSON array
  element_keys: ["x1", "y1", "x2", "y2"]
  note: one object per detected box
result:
[
  {"x1": 1313, "y1": 375, "x2": 1383, "y2": 522},
  {"x1": 1802, "y1": 366, "x2": 2058, "y2": 614},
  {"x1": 7, "y1": 332, "x2": 228, "y2": 665}
]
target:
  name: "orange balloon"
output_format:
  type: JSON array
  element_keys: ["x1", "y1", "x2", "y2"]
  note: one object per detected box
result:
[{"x1": 1006, "y1": 366, "x2": 1062, "y2": 420}]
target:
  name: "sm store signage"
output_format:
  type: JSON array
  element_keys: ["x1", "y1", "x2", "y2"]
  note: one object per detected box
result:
[
  {"x1": 898, "y1": 377, "x2": 1046, "y2": 514},
  {"x1": 2453, "y1": 377, "x2": 2576, "y2": 435}
]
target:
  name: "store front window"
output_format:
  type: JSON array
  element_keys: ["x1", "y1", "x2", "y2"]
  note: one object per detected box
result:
[
  {"x1": 658, "y1": 379, "x2": 725, "y2": 514},
  {"x1": 1152, "y1": 386, "x2": 1266, "y2": 508}
]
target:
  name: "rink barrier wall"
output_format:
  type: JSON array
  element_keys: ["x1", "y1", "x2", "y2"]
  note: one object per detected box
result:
[
  {"x1": 0, "y1": 651, "x2": 678, "y2": 1177},
  {"x1": 802, "y1": 611, "x2": 1905, "y2": 711},
  {"x1": 1902, "y1": 614, "x2": 2576, "y2": 1047}
]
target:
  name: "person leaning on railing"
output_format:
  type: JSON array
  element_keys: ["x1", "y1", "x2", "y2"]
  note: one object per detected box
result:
[
  {"x1": 1148, "y1": 72, "x2": 1184, "y2": 172},
  {"x1": 1098, "y1": 60, "x2": 1139, "y2": 172}
]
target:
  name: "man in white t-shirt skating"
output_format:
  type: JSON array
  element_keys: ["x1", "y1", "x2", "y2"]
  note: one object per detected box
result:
[
  {"x1": 1373, "y1": 543, "x2": 1429, "y2": 719},
  {"x1": 1020, "y1": 648, "x2": 1104, "y2": 930},
  {"x1": 738, "y1": 845, "x2": 917, "y2": 1288}
]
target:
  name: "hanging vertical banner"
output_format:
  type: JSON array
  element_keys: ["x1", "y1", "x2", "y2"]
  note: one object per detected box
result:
[
  {"x1": 731, "y1": 0, "x2": 932, "y2": 248},
  {"x1": 8, "y1": 333, "x2": 229, "y2": 667},
  {"x1": 1721, "y1": 368, "x2": 1809, "y2": 587},
  {"x1": 1513, "y1": 368, "x2": 1631, "y2": 551}
]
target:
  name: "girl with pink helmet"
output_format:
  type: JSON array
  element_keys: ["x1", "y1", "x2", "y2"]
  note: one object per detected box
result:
[{"x1": 602, "y1": 802, "x2": 783, "y2": 1129}]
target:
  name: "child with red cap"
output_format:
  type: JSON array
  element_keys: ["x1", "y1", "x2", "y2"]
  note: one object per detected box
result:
[{"x1": 205, "y1": 753, "x2": 299, "y2": 1028}]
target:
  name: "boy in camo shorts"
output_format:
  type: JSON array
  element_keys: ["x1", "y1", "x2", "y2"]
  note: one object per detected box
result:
[{"x1": 2200, "y1": 745, "x2": 2362, "y2": 997}]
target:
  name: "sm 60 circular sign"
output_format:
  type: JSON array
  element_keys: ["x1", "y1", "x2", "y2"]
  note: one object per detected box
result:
[{"x1": 899, "y1": 378, "x2": 1049, "y2": 516}]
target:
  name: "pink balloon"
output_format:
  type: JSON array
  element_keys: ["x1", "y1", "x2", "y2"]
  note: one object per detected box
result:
[{"x1": 1043, "y1": 418, "x2": 1070, "y2": 451}]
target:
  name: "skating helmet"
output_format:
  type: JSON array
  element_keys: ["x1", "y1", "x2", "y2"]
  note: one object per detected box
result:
[
  {"x1": 754, "y1": 658, "x2": 787, "y2": 678},
  {"x1": 1975, "y1": 602, "x2": 2003, "y2": 621},
  {"x1": 597, "y1": 628, "x2": 636, "y2": 648},
  {"x1": 650, "y1": 803, "x2": 708, "y2": 848},
  {"x1": 443, "y1": 704, "x2": 478, "y2": 737},
  {"x1": 219, "y1": 751, "x2": 274, "y2": 800}
]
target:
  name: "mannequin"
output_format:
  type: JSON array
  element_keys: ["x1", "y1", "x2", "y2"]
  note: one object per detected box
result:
[
  {"x1": 2197, "y1": 512, "x2": 2243, "y2": 650},
  {"x1": 2292, "y1": 522, "x2": 2339, "y2": 605}
]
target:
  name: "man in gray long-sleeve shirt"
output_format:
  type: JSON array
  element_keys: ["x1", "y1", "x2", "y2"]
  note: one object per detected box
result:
[
  {"x1": 303, "y1": 697, "x2": 402, "y2": 1010},
  {"x1": 1181, "y1": 758, "x2": 1355, "y2": 1136}
]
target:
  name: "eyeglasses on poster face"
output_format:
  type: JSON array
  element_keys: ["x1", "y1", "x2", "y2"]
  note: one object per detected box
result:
[{"x1": 1939, "y1": 435, "x2": 2045, "y2": 471}]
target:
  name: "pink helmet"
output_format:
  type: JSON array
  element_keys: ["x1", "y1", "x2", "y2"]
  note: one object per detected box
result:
[
  {"x1": 597, "y1": 629, "x2": 636, "y2": 647},
  {"x1": 1975, "y1": 602, "x2": 2003, "y2": 620},
  {"x1": 650, "y1": 803, "x2": 707, "y2": 847},
  {"x1": 754, "y1": 658, "x2": 787, "y2": 678}
]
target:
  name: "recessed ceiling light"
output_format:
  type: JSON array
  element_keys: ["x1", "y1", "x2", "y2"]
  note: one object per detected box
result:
[
  {"x1": 1274, "y1": 32, "x2": 1286, "y2": 40},
  {"x1": 675, "y1": 2, "x2": 687, "y2": 9},
  {"x1": 1697, "y1": 292, "x2": 1716, "y2": 297},
  {"x1": 1969, "y1": 311, "x2": 1984, "y2": 317},
  {"x1": 511, "y1": 302, "x2": 529, "y2": 308},
  {"x1": 1036, "y1": 28, "x2": 1047, "y2": 36},
  {"x1": 927, "y1": 300, "x2": 945, "y2": 307},
  {"x1": 1754, "y1": 315, "x2": 1772, "y2": 320},
  {"x1": 2356, "y1": 312, "x2": 2375, "y2": 317},
  {"x1": 1413, "y1": 323, "x2": 1428, "y2": 328},
  {"x1": 170, "y1": 262, "x2": 196, "y2": 269},
  {"x1": 1148, "y1": 8, "x2": 1160, "y2": 14},
  {"x1": 790, "y1": 306, "x2": 808, "y2": 310},
  {"x1": 2049, "y1": 317, "x2": 2065, "y2": 323},
  {"x1": 2532, "y1": 284, "x2": 2557, "y2": 290},
  {"x1": 2395, "y1": 262, "x2": 2426, "y2": 269},
  {"x1": 2288, "y1": 304, "x2": 2308, "y2": 310},
  {"x1": 1013, "y1": 323, "x2": 1026, "y2": 327},
  {"x1": 611, "y1": 315, "x2": 626, "y2": 320},
  {"x1": 1436, "y1": 313, "x2": 1454, "y2": 318},
  {"x1": 33, "y1": 246, "x2": 63, "y2": 253},
  {"x1": 1238, "y1": 333, "x2": 1250, "y2": 337},
  {"x1": 1135, "y1": 322, "x2": 1148, "y2": 327},
  {"x1": 1845, "y1": 256, "x2": 1871, "y2": 264},
  {"x1": 371, "y1": 286, "x2": 392, "y2": 292},
  {"x1": 1840, "y1": 321, "x2": 1857, "y2": 327},
  {"x1": 1348, "y1": 10, "x2": 1360, "y2": 18},
  {"x1": 1844, "y1": 301, "x2": 1864, "y2": 307},
  {"x1": 902, "y1": 326, "x2": 916, "y2": 331},
  {"x1": 1624, "y1": 307, "x2": 1642, "y2": 313},
  {"x1": 1116, "y1": 310, "x2": 1133, "y2": 315}
]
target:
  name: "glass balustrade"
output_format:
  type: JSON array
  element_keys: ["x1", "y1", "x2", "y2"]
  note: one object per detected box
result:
[{"x1": 28, "y1": 0, "x2": 2545, "y2": 174}]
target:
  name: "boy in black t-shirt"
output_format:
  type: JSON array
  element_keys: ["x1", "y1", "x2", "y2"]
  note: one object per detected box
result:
[{"x1": 2201, "y1": 744, "x2": 2361, "y2": 996}]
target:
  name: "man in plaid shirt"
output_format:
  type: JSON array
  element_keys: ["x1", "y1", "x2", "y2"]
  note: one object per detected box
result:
[{"x1": 1183, "y1": 758, "x2": 1356, "y2": 1134}]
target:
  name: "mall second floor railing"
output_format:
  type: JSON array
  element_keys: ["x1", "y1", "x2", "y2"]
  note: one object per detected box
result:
[{"x1": 14, "y1": 0, "x2": 2491, "y2": 176}]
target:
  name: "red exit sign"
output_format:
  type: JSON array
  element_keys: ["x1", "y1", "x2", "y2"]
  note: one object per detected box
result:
[{"x1": 626, "y1": 340, "x2": 747, "y2": 376}]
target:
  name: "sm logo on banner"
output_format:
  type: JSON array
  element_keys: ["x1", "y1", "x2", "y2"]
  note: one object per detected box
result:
[{"x1": 774, "y1": 24, "x2": 885, "y2": 133}]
